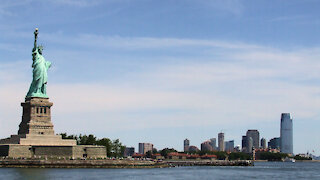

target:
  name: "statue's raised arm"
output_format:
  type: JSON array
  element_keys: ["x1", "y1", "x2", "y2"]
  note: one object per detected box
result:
[
  {"x1": 26, "y1": 28, "x2": 52, "y2": 99},
  {"x1": 33, "y1": 28, "x2": 38, "y2": 52}
]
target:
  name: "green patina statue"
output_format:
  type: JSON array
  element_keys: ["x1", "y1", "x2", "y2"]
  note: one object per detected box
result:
[{"x1": 26, "y1": 28, "x2": 51, "y2": 98}]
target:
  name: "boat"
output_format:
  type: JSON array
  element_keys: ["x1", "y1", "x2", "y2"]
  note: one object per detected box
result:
[{"x1": 283, "y1": 157, "x2": 295, "y2": 163}]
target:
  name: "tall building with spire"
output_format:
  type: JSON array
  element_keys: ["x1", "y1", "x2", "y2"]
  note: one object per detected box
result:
[{"x1": 280, "y1": 113, "x2": 293, "y2": 154}]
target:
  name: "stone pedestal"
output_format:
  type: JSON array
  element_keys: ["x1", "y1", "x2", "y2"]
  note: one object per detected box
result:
[
  {"x1": 19, "y1": 97, "x2": 54, "y2": 135},
  {"x1": 0, "y1": 97, "x2": 76, "y2": 146},
  {"x1": 0, "y1": 97, "x2": 106, "y2": 158}
]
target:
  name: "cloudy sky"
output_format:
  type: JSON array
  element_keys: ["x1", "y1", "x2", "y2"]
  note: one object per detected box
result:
[{"x1": 0, "y1": 0, "x2": 319, "y2": 155}]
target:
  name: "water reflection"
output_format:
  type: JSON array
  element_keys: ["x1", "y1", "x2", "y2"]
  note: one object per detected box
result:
[
  {"x1": 15, "y1": 168, "x2": 49, "y2": 180},
  {"x1": 0, "y1": 162, "x2": 319, "y2": 180}
]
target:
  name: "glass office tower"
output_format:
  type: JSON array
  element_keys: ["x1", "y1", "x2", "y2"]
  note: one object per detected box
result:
[{"x1": 280, "y1": 113, "x2": 293, "y2": 154}]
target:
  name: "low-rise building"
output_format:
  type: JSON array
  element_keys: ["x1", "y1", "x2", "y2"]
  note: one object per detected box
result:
[
  {"x1": 167, "y1": 152, "x2": 188, "y2": 160},
  {"x1": 152, "y1": 153, "x2": 164, "y2": 160},
  {"x1": 200, "y1": 154, "x2": 217, "y2": 160},
  {"x1": 188, "y1": 154, "x2": 201, "y2": 160},
  {"x1": 132, "y1": 153, "x2": 145, "y2": 159}
]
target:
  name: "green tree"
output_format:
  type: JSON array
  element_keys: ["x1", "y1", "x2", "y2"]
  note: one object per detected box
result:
[
  {"x1": 86, "y1": 134, "x2": 97, "y2": 145},
  {"x1": 160, "y1": 148, "x2": 177, "y2": 158},
  {"x1": 152, "y1": 148, "x2": 158, "y2": 154},
  {"x1": 79, "y1": 134, "x2": 87, "y2": 145},
  {"x1": 213, "y1": 151, "x2": 227, "y2": 160},
  {"x1": 59, "y1": 133, "x2": 126, "y2": 158},
  {"x1": 97, "y1": 138, "x2": 112, "y2": 157},
  {"x1": 146, "y1": 151, "x2": 152, "y2": 158},
  {"x1": 294, "y1": 155, "x2": 312, "y2": 160},
  {"x1": 228, "y1": 152, "x2": 252, "y2": 160},
  {"x1": 111, "y1": 139, "x2": 125, "y2": 157},
  {"x1": 259, "y1": 152, "x2": 288, "y2": 161},
  {"x1": 60, "y1": 133, "x2": 77, "y2": 140},
  {"x1": 60, "y1": 133, "x2": 67, "y2": 139}
]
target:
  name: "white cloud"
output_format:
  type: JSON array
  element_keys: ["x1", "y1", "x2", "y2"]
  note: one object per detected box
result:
[{"x1": 1, "y1": 43, "x2": 319, "y2": 132}]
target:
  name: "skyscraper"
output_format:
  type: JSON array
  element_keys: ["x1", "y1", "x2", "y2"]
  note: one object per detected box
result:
[
  {"x1": 280, "y1": 113, "x2": 293, "y2": 154},
  {"x1": 225, "y1": 140, "x2": 234, "y2": 152},
  {"x1": 209, "y1": 138, "x2": 217, "y2": 150},
  {"x1": 218, "y1": 133, "x2": 224, "y2": 151},
  {"x1": 246, "y1": 130, "x2": 260, "y2": 149},
  {"x1": 201, "y1": 140, "x2": 213, "y2": 151},
  {"x1": 241, "y1": 135, "x2": 247, "y2": 152},
  {"x1": 184, "y1": 139, "x2": 190, "y2": 152},
  {"x1": 247, "y1": 137, "x2": 253, "y2": 153},
  {"x1": 260, "y1": 138, "x2": 267, "y2": 149}
]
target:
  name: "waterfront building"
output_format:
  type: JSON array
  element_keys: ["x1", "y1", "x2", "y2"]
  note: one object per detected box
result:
[
  {"x1": 280, "y1": 113, "x2": 293, "y2": 154},
  {"x1": 246, "y1": 130, "x2": 260, "y2": 149},
  {"x1": 268, "y1": 137, "x2": 280, "y2": 149},
  {"x1": 218, "y1": 133, "x2": 224, "y2": 151},
  {"x1": 184, "y1": 139, "x2": 190, "y2": 152},
  {"x1": 201, "y1": 140, "x2": 213, "y2": 151},
  {"x1": 225, "y1": 140, "x2": 234, "y2": 152},
  {"x1": 261, "y1": 138, "x2": 267, "y2": 149},
  {"x1": 124, "y1": 147, "x2": 135, "y2": 157},
  {"x1": 138, "y1": 143, "x2": 153, "y2": 154}
]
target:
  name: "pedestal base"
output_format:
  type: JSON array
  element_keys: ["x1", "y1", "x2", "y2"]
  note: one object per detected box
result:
[{"x1": 0, "y1": 134, "x2": 76, "y2": 146}]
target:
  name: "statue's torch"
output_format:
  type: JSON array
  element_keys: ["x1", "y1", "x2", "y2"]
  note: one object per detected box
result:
[{"x1": 34, "y1": 28, "x2": 38, "y2": 39}]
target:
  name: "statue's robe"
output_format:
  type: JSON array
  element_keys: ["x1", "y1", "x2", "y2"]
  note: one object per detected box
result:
[{"x1": 26, "y1": 48, "x2": 51, "y2": 98}]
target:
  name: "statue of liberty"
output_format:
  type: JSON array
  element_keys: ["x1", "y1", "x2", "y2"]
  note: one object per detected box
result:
[{"x1": 26, "y1": 28, "x2": 51, "y2": 98}]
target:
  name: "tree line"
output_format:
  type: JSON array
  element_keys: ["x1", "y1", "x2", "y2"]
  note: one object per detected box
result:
[
  {"x1": 60, "y1": 133, "x2": 125, "y2": 157},
  {"x1": 150, "y1": 148, "x2": 252, "y2": 160}
]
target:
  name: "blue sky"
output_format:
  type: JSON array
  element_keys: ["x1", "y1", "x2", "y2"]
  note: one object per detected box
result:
[{"x1": 0, "y1": 0, "x2": 320, "y2": 155}]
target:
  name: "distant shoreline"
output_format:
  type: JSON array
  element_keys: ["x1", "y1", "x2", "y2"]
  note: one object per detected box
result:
[
  {"x1": 295, "y1": 160, "x2": 320, "y2": 162},
  {"x1": 254, "y1": 160, "x2": 320, "y2": 163},
  {"x1": 0, "y1": 159, "x2": 252, "y2": 168}
]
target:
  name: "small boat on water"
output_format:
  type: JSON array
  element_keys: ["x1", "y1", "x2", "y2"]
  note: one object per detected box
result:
[{"x1": 283, "y1": 157, "x2": 295, "y2": 163}]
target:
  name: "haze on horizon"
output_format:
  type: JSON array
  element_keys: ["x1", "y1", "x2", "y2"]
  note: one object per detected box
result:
[{"x1": 0, "y1": 0, "x2": 319, "y2": 155}]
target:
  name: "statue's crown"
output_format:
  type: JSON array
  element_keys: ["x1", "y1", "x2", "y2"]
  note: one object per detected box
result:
[{"x1": 38, "y1": 45, "x2": 44, "y2": 50}]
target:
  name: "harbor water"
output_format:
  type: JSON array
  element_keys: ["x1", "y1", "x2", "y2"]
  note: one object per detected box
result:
[{"x1": 0, "y1": 162, "x2": 319, "y2": 180}]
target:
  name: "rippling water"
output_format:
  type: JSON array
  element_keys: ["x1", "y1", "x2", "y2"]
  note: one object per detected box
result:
[{"x1": 1, "y1": 162, "x2": 319, "y2": 180}]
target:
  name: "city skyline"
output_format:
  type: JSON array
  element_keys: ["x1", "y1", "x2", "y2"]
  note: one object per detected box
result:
[{"x1": 0, "y1": 0, "x2": 319, "y2": 155}]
